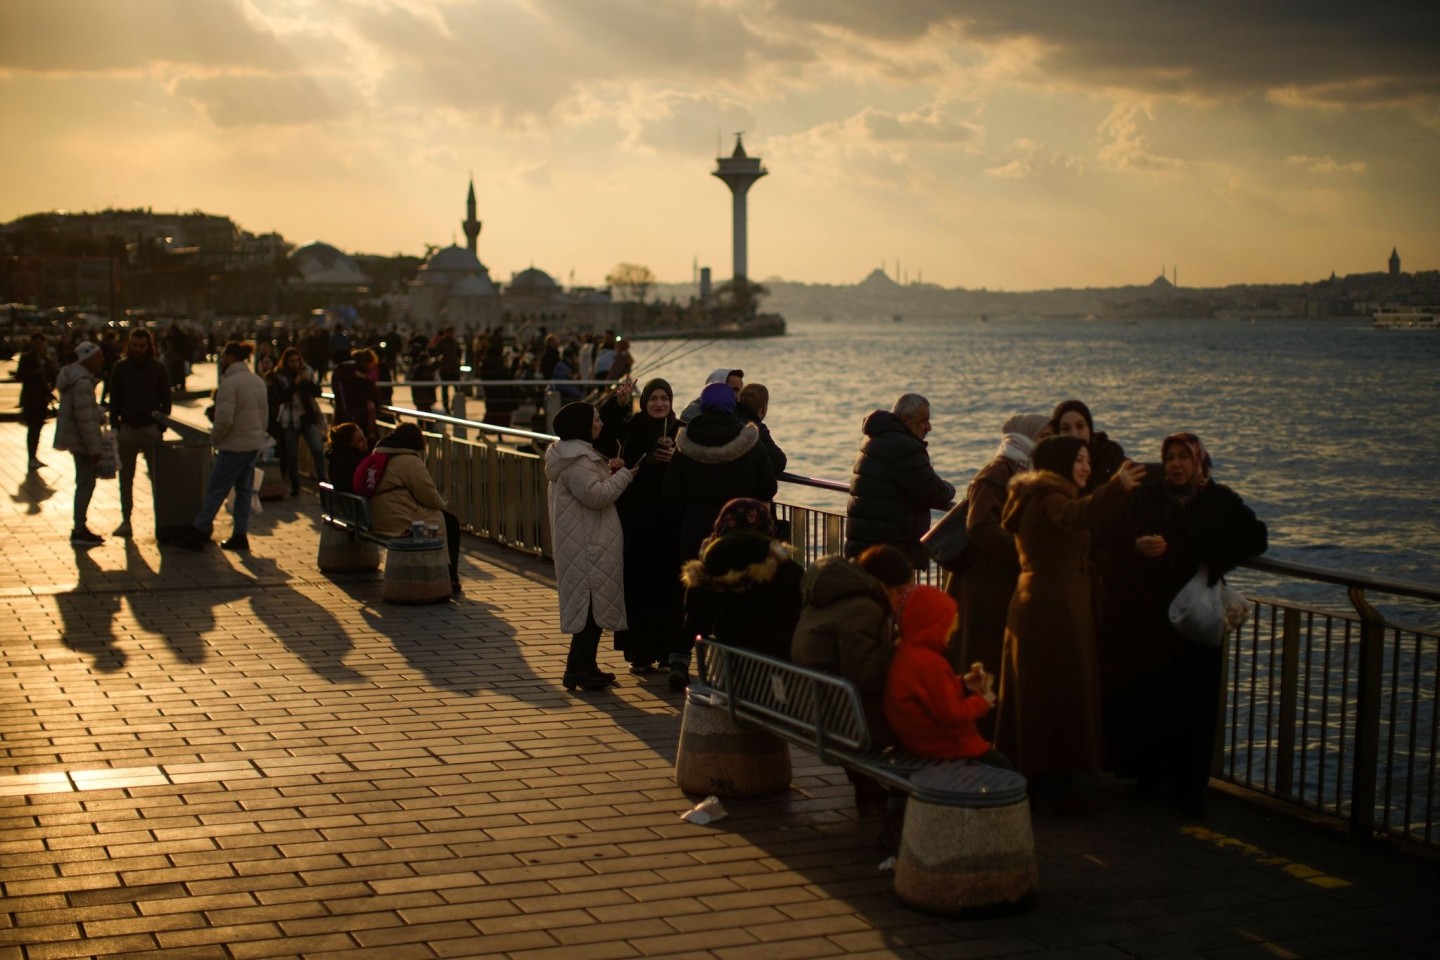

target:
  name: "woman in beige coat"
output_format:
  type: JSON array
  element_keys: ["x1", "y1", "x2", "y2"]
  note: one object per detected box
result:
[
  {"x1": 367, "y1": 423, "x2": 462, "y2": 594},
  {"x1": 544, "y1": 401, "x2": 638, "y2": 691}
]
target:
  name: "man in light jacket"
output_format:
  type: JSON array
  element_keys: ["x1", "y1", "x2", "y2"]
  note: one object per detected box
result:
[
  {"x1": 182, "y1": 341, "x2": 270, "y2": 552},
  {"x1": 54, "y1": 341, "x2": 107, "y2": 547}
]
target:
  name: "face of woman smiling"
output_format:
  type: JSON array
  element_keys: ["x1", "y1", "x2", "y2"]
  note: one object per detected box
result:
[
  {"x1": 1058, "y1": 410, "x2": 1091, "y2": 443},
  {"x1": 1072, "y1": 445, "x2": 1092, "y2": 489},
  {"x1": 645, "y1": 390, "x2": 671, "y2": 419}
]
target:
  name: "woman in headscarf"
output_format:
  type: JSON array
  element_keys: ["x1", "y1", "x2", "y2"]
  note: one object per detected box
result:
[
  {"x1": 663, "y1": 382, "x2": 777, "y2": 561},
  {"x1": 365, "y1": 423, "x2": 463, "y2": 594},
  {"x1": 944, "y1": 414, "x2": 1052, "y2": 688},
  {"x1": 544, "y1": 401, "x2": 639, "y2": 691},
  {"x1": 1050, "y1": 399, "x2": 1127, "y2": 493},
  {"x1": 1102, "y1": 433, "x2": 1267, "y2": 816},
  {"x1": 995, "y1": 435, "x2": 1145, "y2": 809},
  {"x1": 606, "y1": 378, "x2": 685, "y2": 677},
  {"x1": 678, "y1": 497, "x2": 805, "y2": 689}
]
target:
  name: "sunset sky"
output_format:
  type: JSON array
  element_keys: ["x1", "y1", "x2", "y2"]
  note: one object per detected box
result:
[{"x1": 2, "y1": 1, "x2": 1437, "y2": 291}]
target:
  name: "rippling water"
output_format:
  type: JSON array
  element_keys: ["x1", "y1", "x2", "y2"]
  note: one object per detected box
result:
[{"x1": 632, "y1": 315, "x2": 1440, "y2": 625}]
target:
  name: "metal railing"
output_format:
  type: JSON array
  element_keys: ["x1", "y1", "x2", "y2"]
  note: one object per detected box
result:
[{"x1": 357, "y1": 402, "x2": 1438, "y2": 847}]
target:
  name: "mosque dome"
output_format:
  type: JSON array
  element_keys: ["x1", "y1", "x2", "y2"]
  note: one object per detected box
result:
[
  {"x1": 424, "y1": 245, "x2": 484, "y2": 274},
  {"x1": 289, "y1": 241, "x2": 368, "y2": 286},
  {"x1": 450, "y1": 274, "x2": 497, "y2": 297},
  {"x1": 509, "y1": 266, "x2": 559, "y2": 293}
]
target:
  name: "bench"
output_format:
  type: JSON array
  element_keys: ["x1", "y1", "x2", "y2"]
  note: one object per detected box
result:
[
  {"x1": 678, "y1": 639, "x2": 1038, "y2": 917},
  {"x1": 317, "y1": 482, "x2": 451, "y2": 604}
]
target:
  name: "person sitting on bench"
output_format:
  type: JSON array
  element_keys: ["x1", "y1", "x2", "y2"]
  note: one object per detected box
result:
[{"x1": 364, "y1": 423, "x2": 462, "y2": 594}]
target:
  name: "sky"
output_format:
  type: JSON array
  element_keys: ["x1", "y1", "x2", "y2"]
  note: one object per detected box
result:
[{"x1": 1, "y1": 0, "x2": 1438, "y2": 291}]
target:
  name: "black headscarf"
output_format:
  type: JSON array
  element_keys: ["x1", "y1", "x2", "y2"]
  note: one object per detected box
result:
[
  {"x1": 622, "y1": 378, "x2": 679, "y2": 466},
  {"x1": 553, "y1": 402, "x2": 596, "y2": 443},
  {"x1": 1050, "y1": 399, "x2": 1095, "y2": 436},
  {"x1": 1032, "y1": 435, "x2": 1086, "y2": 482}
]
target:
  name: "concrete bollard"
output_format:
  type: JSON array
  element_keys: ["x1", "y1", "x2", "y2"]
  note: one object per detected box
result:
[
  {"x1": 893, "y1": 765, "x2": 1038, "y2": 917},
  {"x1": 316, "y1": 525, "x2": 381, "y2": 573},
  {"x1": 381, "y1": 538, "x2": 451, "y2": 604},
  {"x1": 674, "y1": 689, "x2": 791, "y2": 798}
]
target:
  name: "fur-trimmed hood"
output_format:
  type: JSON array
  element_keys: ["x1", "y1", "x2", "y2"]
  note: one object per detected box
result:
[
  {"x1": 543, "y1": 438, "x2": 605, "y2": 480},
  {"x1": 675, "y1": 416, "x2": 759, "y2": 464},
  {"x1": 1001, "y1": 469, "x2": 1077, "y2": 533},
  {"x1": 681, "y1": 532, "x2": 794, "y2": 592}
]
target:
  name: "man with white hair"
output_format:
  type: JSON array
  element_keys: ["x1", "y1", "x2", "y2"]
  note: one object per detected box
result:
[{"x1": 845, "y1": 392, "x2": 956, "y2": 569}]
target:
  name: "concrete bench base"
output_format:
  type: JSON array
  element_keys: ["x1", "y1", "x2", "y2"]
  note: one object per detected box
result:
[
  {"x1": 317, "y1": 525, "x2": 382, "y2": 573},
  {"x1": 381, "y1": 541, "x2": 451, "y2": 605},
  {"x1": 894, "y1": 792, "x2": 1039, "y2": 917},
  {"x1": 674, "y1": 693, "x2": 791, "y2": 798}
]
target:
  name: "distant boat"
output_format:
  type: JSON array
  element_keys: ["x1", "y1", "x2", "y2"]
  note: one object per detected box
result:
[
  {"x1": 893, "y1": 313, "x2": 903, "y2": 323},
  {"x1": 1373, "y1": 306, "x2": 1439, "y2": 329}
]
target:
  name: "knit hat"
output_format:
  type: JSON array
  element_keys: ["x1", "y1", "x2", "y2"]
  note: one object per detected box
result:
[
  {"x1": 699, "y1": 382, "x2": 736, "y2": 414},
  {"x1": 74, "y1": 341, "x2": 101, "y2": 363},
  {"x1": 1032, "y1": 435, "x2": 1086, "y2": 479},
  {"x1": 710, "y1": 498, "x2": 775, "y2": 539},
  {"x1": 552, "y1": 402, "x2": 596, "y2": 442},
  {"x1": 898, "y1": 585, "x2": 957, "y2": 647}
]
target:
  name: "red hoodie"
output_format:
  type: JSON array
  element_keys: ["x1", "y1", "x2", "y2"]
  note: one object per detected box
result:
[{"x1": 883, "y1": 585, "x2": 992, "y2": 760}]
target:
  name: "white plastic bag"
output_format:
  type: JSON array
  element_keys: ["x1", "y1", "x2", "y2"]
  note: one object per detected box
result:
[
  {"x1": 97, "y1": 428, "x2": 117, "y2": 480},
  {"x1": 1168, "y1": 570, "x2": 1226, "y2": 647},
  {"x1": 225, "y1": 466, "x2": 266, "y2": 516}
]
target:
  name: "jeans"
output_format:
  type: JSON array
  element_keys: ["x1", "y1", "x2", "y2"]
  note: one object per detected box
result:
[
  {"x1": 71, "y1": 452, "x2": 96, "y2": 529},
  {"x1": 281, "y1": 422, "x2": 327, "y2": 493},
  {"x1": 194, "y1": 449, "x2": 259, "y2": 537},
  {"x1": 117, "y1": 423, "x2": 161, "y2": 520}
]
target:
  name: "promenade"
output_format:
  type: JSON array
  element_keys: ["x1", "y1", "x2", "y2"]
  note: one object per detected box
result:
[{"x1": 2, "y1": 370, "x2": 1437, "y2": 959}]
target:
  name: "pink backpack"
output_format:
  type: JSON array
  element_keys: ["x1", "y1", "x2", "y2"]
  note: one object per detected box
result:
[{"x1": 353, "y1": 451, "x2": 390, "y2": 497}]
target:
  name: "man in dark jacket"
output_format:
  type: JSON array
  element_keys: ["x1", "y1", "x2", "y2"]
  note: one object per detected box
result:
[
  {"x1": 18, "y1": 332, "x2": 57, "y2": 470},
  {"x1": 845, "y1": 393, "x2": 956, "y2": 568},
  {"x1": 107, "y1": 328, "x2": 172, "y2": 538},
  {"x1": 736, "y1": 383, "x2": 786, "y2": 473}
]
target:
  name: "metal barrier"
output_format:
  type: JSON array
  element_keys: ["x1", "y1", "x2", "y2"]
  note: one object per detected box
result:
[{"x1": 358, "y1": 401, "x2": 1437, "y2": 847}]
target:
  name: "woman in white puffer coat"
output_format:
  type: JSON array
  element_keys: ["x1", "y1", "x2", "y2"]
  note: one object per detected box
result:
[{"x1": 544, "y1": 401, "x2": 639, "y2": 691}]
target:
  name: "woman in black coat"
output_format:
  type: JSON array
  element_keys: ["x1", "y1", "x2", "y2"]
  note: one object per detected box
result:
[
  {"x1": 600, "y1": 378, "x2": 687, "y2": 677},
  {"x1": 663, "y1": 382, "x2": 777, "y2": 561},
  {"x1": 1102, "y1": 433, "x2": 1268, "y2": 816}
]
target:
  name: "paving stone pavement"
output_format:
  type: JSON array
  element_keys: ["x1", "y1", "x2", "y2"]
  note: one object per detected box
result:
[{"x1": 1, "y1": 380, "x2": 1438, "y2": 959}]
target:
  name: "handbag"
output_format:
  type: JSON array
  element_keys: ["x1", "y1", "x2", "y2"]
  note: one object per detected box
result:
[
  {"x1": 97, "y1": 427, "x2": 117, "y2": 480},
  {"x1": 920, "y1": 497, "x2": 971, "y2": 570},
  {"x1": 1168, "y1": 570, "x2": 1250, "y2": 647}
]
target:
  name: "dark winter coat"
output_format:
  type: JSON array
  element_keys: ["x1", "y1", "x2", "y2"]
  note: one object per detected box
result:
[
  {"x1": 326, "y1": 445, "x2": 364, "y2": 495},
  {"x1": 994, "y1": 470, "x2": 1129, "y2": 777},
  {"x1": 1085, "y1": 432, "x2": 1128, "y2": 493},
  {"x1": 845, "y1": 409, "x2": 956, "y2": 567},
  {"x1": 663, "y1": 414, "x2": 777, "y2": 559},
  {"x1": 17, "y1": 350, "x2": 57, "y2": 416},
  {"x1": 1100, "y1": 479, "x2": 1267, "y2": 787},
  {"x1": 948, "y1": 456, "x2": 1021, "y2": 677},
  {"x1": 736, "y1": 402, "x2": 787, "y2": 473},
  {"x1": 681, "y1": 531, "x2": 804, "y2": 661},
  {"x1": 331, "y1": 361, "x2": 378, "y2": 434},
  {"x1": 791, "y1": 557, "x2": 895, "y2": 748},
  {"x1": 108, "y1": 356, "x2": 172, "y2": 428}
]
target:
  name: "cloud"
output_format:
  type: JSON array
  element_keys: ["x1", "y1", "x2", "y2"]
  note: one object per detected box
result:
[
  {"x1": 1098, "y1": 102, "x2": 1185, "y2": 174},
  {"x1": 1286, "y1": 155, "x2": 1368, "y2": 176},
  {"x1": 173, "y1": 74, "x2": 352, "y2": 127},
  {"x1": 861, "y1": 105, "x2": 981, "y2": 143},
  {"x1": 984, "y1": 138, "x2": 1087, "y2": 179},
  {"x1": 771, "y1": 1, "x2": 1440, "y2": 107},
  {"x1": 0, "y1": 0, "x2": 291, "y2": 73}
]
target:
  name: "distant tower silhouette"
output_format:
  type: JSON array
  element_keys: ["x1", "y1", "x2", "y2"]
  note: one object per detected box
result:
[
  {"x1": 1389, "y1": 246, "x2": 1401, "y2": 276},
  {"x1": 463, "y1": 176, "x2": 482, "y2": 256},
  {"x1": 712, "y1": 134, "x2": 767, "y2": 283}
]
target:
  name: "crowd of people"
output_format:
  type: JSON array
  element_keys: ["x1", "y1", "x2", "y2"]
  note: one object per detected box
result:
[{"x1": 25, "y1": 321, "x2": 1269, "y2": 824}]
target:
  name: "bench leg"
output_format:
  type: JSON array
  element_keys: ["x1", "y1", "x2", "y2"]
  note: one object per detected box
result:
[
  {"x1": 893, "y1": 797, "x2": 1039, "y2": 917},
  {"x1": 382, "y1": 544, "x2": 451, "y2": 604},
  {"x1": 674, "y1": 695, "x2": 791, "y2": 798},
  {"x1": 317, "y1": 525, "x2": 381, "y2": 573}
]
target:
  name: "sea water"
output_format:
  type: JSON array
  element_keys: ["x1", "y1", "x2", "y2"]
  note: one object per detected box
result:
[{"x1": 631, "y1": 315, "x2": 1440, "y2": 626}]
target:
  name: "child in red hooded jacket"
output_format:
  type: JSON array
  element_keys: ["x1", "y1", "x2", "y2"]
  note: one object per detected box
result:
[{"x1": 883, "y1": 585, "x2": 1011, "y2": 767}]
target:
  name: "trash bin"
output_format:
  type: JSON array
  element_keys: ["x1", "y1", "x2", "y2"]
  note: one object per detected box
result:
[{"x1": 152, "y1": 413, "x2": 212, "y2": 543}]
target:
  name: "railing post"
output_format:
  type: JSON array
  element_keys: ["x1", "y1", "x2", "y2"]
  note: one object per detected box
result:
[
  {"x1": 1346, "y1": 586, "x2": 1385, "y2": 839},
  {"x1": 1276, "y1": 608, "x2": 1301, "y2": 800}
]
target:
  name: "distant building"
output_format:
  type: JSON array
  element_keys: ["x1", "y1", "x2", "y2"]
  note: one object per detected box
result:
[{"x1": 1389, "y1": 247, "x2": 1401, "y2": 276}]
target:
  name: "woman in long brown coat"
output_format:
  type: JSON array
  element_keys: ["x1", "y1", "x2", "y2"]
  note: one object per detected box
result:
[{"x1": 995, "y1": 435, "x2": 1144, "y2": 807}]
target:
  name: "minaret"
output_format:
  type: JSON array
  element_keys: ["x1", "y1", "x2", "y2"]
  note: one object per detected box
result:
[
  {"x1": 1389, "y1": 246, "x2": 1401, "y2": 277},
  {"x1": 711, "y1": 134, "x2": 767, "y2": 283},
  {"x1": 463, "y1": 176, "x2": 481, "y2": 256}
]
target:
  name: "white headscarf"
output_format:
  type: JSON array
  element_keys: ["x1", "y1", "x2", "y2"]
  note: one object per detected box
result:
[{"x1": 994, "y1": 414, "x2": 1050, "y2": 467}]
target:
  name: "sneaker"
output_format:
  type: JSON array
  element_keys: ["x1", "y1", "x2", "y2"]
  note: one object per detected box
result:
[
  {"x1": 70, "y1": 528, "x2": 104, "y2": 547},
  {"x1": 219, "y1": 535, "x2": 250, "y2": 552},
  {"x1": 113, "y1": 519, "x2": 133, "y2": 538}
]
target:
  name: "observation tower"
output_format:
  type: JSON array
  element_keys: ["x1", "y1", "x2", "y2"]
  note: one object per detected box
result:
[{"x1": 712, "y1": 134, "x2": 767, "y2": 283}]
